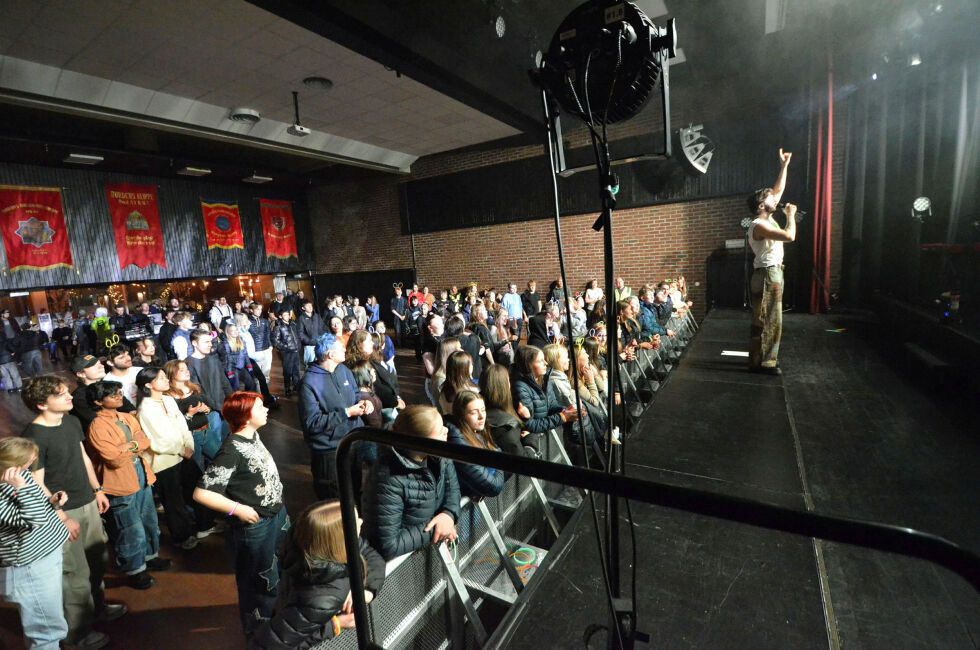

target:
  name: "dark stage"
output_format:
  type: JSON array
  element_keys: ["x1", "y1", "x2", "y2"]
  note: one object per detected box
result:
[{"x1": 503, "y1": 309, "x2": 980, "y2": 648}]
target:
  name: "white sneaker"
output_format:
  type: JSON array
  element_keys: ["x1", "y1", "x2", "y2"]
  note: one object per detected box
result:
[{"x1": 179, "y1": 536, "x2": 199, "y2": 550}]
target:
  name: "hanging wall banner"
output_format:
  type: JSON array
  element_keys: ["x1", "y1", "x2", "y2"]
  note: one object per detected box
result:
[
  {"x1": 258, "y1": 198, "x2": 298, "y2": 259},
  {"x1": 201, "y1": 199, "x2": 244, "y2": 250},
  {"x1": 105, "y1": 183, "x2": 167, "y2": 269},
  {"x1": 0, "y1": 185, "x2": 74, "y2": 271}
]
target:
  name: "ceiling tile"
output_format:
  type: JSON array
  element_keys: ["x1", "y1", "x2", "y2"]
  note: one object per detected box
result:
[
  {"x1": 102, "y1": 81, "x2": 156, "y2": 113},
  {"x1": 53, "y1": 69, "x2": 111, "y2": 104},
  {"x1": 0, "y1": 56, "x2": 63, "y2": 95},
  {"x1": 4, "y1": 41, "x2": 73, "y2": 68}
]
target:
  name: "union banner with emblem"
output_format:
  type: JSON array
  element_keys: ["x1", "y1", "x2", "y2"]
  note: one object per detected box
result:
[
  {"x1": 105, "y1": 183, "x2": 167, "y2": 269},
  {"x1": 0, "y1": 185, "x2": 74, "y2": 271},
  {"x1": 201, "y1": 199, "x2": 244, "y2": 250},
  {"x1": 258, "y1": 198, "x2": 298, "y2": 259}
]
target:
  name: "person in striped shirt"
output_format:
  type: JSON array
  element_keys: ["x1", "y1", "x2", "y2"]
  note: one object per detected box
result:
[{"x1": 0, "y1": 437, "x2": 71, "y2": 649}]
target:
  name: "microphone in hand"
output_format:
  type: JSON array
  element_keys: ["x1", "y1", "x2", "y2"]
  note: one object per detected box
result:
[{"x1": 777, "y1": 202, "x2": 806, "y2": 221}]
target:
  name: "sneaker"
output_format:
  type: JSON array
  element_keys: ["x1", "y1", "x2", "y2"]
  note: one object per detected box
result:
[
  {"x1": 179, "y1": 536, "x2": 199, "y2": 550},
  {"x1": 98, "y1": 602, "x2": 128, "y2": 622},
  {"x1": 64, "y1": 630, "x2": 110, "y2": 650},
  {"x1": 195, "y1": 524, "x2": 221, "y2": 539},
  {"x1": 128, "y1": 571, "x2": 155, "y2": 590},
  {"x1": 145, "y1": 557, "x2": 173, "y2": 571}
]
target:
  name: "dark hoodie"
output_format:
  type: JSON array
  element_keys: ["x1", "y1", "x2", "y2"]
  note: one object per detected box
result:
[
  {"x1": 248, "y1": 529, "x2": 386, "y2": 650},
  {"x1": 525, "y1": 312, "x2": 551, "y2": 349}
]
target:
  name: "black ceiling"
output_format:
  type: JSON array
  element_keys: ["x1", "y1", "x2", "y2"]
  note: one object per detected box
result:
[{"x1": 0, "y1": 0, "x2": 976, "y2": 187}]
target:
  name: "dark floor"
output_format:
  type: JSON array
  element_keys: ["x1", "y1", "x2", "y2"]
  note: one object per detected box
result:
[
  {"x1": 508, "y1": 309, "x2": 980, "y2": 649},
  {"x1": 0, "y1": 348, "x2": 428, "y2": 650}
]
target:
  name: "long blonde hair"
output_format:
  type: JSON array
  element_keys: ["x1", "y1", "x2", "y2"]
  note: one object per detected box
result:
[{"x1": 224, "y1": 322, "x2": 244, "y2": 352}]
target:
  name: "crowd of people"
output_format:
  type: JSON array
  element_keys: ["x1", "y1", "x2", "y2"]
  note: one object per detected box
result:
[{"x1": 0, "y1": 274, "x2": 693, "y2": 649}]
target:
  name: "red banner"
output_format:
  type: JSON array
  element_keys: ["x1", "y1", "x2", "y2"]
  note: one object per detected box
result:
[
  {"x1": 201, "y1": 200, "x2": 244, "y2": 250},
  {"x1": 105, "y1": 183, "x2": 166, "y2": 269},
  {"x1": 0, "y1": 185, "x2": 74, "y2": 271},
  {"x1": 258, "y1": 199, "x2": 298, "y2": 259}
]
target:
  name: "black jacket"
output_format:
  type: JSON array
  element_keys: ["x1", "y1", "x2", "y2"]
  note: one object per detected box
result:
[
  {"x1": 512, "y1": 371, "x2": 564, "y2": 434},
  {"x1": 525, "y1": 313, "x2": 551, "y2": 349},
  {"x1": 361, "y1": 446, "x2": 461, "y2": 561},
  {"x1": 296, "y1": 312, "x2": 325, "y2": 346},
  {"x1": 485, "y1": 408, "x2": 540, "y2": 458},
  {"x1": 185, "y1": 354, "x2": 234, "y2": 412},
  {"x1": 250, "y1": 316, "x2": 272, "y2": 351},
  {"x1": 371, "y1": 360, "x2": 400, "y2": 409},
  {"x1": 248, "y1": 531, "x2": 385, "y2": 650},
  {"x1": 446, "y1": 421, "x2": 505, "y2": 499},
  {"x1": 272, "y1": 321, "x2": 300, "y2": 352}
]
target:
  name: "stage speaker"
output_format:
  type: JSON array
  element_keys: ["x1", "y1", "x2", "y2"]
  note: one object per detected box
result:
[{"x1": 707, "y1": 247, "x2": 748, "y2": 309}]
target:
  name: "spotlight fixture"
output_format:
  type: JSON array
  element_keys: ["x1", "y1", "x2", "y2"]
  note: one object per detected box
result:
[
  {"x1": 302, "y1": 76, "x2": 334, "y2": 90},
  {"x1": 63, "y1": 153, "x2": 103, "y2": 165},
  {"x1": 908, "y1": 53, "x2": 922, "y2": 66},
  {"x1": 740, "y1": 217, "x2": 753, "y2": 229},
  {"x1": 911, "y1": 196, "x2": 931, "y2": 221},
  {"x1": 872, "y1": 73, "x2": 878, "y2": 81},
  {"x1": 176, "y1": 166, "x2": 211, "y2": 177},
  {"x1": 494, "y1": 15, "x2": 506, "y2": 38},
  {"x1": 286, "y1": 91, "x2": 311, "y2": 137},
  {"x1": 242, "y1": 173, "x2": 273, "y2": 184},
  {"x1": 229, "y1": 107, "x2": 261, "y2": 123}
]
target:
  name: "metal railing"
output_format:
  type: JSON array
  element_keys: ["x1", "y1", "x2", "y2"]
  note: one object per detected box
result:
[{"x1": 337, "y1": 428, "x2": 980, "y2": 648}]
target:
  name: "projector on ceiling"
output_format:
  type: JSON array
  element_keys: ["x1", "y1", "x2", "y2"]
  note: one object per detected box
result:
[{"x1": 287, "y1": 123, "x2": 310, "y2": 137}]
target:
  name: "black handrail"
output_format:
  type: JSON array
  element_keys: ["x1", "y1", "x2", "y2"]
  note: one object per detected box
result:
[{"x1": 337, "y1": 427, "x2": 980, "y2": 649}]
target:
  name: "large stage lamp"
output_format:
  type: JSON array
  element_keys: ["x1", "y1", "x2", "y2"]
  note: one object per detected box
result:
[
  {"x1": 912, "y1": 196, "x2": 931, "y2": 222},
  {"x1": 539, "y1": 1, "x2": 675, "y2": 124}
]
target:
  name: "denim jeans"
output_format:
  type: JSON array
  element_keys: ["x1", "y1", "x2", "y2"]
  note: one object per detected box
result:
[
  {"x1": 191, "y1": 411, "x2": 229, "y2": 470},
  {"x1": 228, "y1": 506, "x2": 290, "y2": 637},
  {"x1": 105, "y1": 461, "x2": 160, "y2": 575},
  {"x1": 0, "y1": 547, "x2": 68, "y2": 649}
]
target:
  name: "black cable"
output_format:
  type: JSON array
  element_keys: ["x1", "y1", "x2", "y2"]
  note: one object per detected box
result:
[{"x1": 549, "y1": 51, "x2": 625, "y2": 650}]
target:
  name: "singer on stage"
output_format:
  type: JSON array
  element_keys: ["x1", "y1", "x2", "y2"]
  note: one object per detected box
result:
[{"x1": 746, "y1": 148, "x2": 797, "y2": 375}]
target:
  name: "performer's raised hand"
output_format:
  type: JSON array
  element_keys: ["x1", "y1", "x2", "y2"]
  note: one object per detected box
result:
[{"x1": 779, "y1": 148, "x2": 792, "y2": 166}]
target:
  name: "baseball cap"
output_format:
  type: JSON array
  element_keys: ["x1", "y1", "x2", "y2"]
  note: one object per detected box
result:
[{"x1": 71, "y1": 355, "x2": 100, "y2": 373}]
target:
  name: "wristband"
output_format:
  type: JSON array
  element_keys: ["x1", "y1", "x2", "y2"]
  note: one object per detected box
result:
[
  {"x1": 129, "y1": 441, "x2": 139, "y2": 453},
  {"x1": 228, "y1": 502, "x2": 239, "y2": 517},
  {"x1": 332, "y1": 615, "x2": 341, "y2": 636},
  {"x1": 93, "y1": 486, "x2": 104, "y2": 493},
  {"x1": 52, "y1": 504, "x2": 63, "y2": 511}
]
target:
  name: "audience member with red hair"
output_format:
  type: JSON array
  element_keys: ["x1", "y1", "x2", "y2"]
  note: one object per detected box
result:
[{"x1": 194, "y1": 391, "x2": 288, "y2": 638}]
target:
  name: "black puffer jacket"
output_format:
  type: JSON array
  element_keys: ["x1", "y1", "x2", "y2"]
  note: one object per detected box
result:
[
  {"x1": 361, "y1": 446, "x2": 461, "y2": 561},
  {"x1": 445, "y1": 420, "x2": 504, "y2": 499},
  {"x1": 512, "y1": 371, "x2": 565, "y2": 434},
  {"x1": 485, "y1": 408, "x2": 541, "y2": 459},
  {"x1": 248, "y1": 530, "x2": 386, "y2": 650},
  {"x1": 296, "y1": 312, "x2": 325, "y2": 346},
  {"x1": 272, "y1": 320, "x2": 299, "y2": 352}
]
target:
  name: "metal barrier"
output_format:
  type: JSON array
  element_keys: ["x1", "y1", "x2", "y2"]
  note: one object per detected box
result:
[{"x1": 337, "y1": 429, "x2": 980, "y2": 649}]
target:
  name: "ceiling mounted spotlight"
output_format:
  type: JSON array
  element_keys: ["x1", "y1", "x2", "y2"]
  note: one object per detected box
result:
[
  {"x1": 911, "y1": 196, "x2": 931, "y2": 221},
  {"x1": 494, "y1": 15, "x2": 506, "y2": 38},
  {"x1": 229, "y1": 107, "x2": 261, "y2": 123},
  {"x1": 303, "y1": 76, "x2": 334, "y2": 90}
]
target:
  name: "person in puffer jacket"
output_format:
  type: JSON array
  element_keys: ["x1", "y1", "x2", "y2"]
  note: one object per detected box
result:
[
  {"x1": 248, "y1": 501, "x2": 385, "y2": 650},
  {"x1": 360, "y1": 406, "x2": 461, "y2": 561},
  {"x1": 511, "y1": 345, "x2": 581, "y2": 435},
  {"x1": 446, "y1": 391, "x2": 504, "y2": 499},
  {"x1": 272, "y1": 310, "x2": 301, "y2": 396}
]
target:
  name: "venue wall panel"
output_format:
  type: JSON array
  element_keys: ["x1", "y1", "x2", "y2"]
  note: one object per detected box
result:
[{"x1": 0, "y1": 162, "x2": 313, "y2": 291}]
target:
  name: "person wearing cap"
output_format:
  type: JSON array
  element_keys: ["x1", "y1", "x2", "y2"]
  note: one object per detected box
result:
[{"x1": 70, "y1": 356, "x2": 135, "y2": 430}]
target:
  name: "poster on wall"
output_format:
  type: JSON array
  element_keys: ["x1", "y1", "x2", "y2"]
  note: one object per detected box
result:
[
  {"x1": 200, "y1": 199, "x2": 244, "y2": 250},
  {"x1": 0, "y1": 185, "x2": 74, "y2": 271},
  {"x1": 258, "y1": 198, "x2": 298, "y2": 259},
  {"x1": 105, "y1": 183, "x2": 167, "y2": 269}
]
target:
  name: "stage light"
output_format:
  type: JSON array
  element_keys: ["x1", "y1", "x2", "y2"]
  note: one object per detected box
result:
[
  {"x1": 872, "y1": 73, "x2": 878, "y2": 81},
  {"x1": 909, "y1": 53, "x2": 922, "y2": 66},
  {"x1": 494, "y1": 15, "x2": 506, "y2": 38},
  {"x1": 740, "y1": 217, "x2": 753, "y2": 229},
  {"x1": 912, "y1": 196, "x2": 931, "y2": 221},
  {"x1": 539, "y1": 2, "x2": 676, "y2": 124}
]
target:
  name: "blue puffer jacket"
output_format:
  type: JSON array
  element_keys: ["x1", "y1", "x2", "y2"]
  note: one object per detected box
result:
[
  {"x1": 297, "y1": 364, "x2": 362, "y2": 453},
  {"x1": 638, "y1": 301, "x2": 668, "y2": 338},
  {"x1": 512, "y1": 371, "x2": 564, "y2": 434},
  {"x1": 361, "y1": 445, "x2": 461, "y2": 561},
  {"x1": 445, "y1": 420, "x2": 504, "y2": 499}
]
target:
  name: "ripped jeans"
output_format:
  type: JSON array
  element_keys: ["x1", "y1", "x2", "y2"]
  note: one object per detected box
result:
[{"x1": 228, "y1": 506, "x2": 290, "y2": 637}]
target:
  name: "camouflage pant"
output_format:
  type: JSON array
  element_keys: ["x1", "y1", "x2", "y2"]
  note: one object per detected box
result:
[{"x1": 749, "y1": 265, "x2": 783, "y2": 369}]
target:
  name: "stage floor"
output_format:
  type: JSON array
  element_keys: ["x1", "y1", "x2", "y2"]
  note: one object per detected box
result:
[{"x1": 507, "y1": 308, "x2": 980, "y2": 649}]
